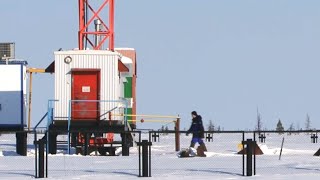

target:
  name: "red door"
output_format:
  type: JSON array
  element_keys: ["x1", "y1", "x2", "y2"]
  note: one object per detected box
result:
[{"x1": 71, "y1": 69, "x2": 100, "y2": 120}]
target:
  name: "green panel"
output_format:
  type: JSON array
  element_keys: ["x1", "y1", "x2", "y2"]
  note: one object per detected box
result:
[
  {"x1": 126, "y1": 108, "x2": 132, "y2": 121},
  {"x1": 124, "y1": 77, "x2": 132, "y2": 98}
]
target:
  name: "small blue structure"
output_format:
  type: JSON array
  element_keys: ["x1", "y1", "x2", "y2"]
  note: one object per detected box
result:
[{"x1": 0, "y1": 60, "x2": 28, "y2": 131}]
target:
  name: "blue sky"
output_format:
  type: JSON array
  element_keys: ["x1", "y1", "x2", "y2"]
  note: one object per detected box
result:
[{"x1": 1, "y1": 0, "x2": 320, "y2": 130}]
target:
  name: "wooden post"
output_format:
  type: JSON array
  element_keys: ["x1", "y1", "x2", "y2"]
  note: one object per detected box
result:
[
  {"x1": 175, "y1": 117, "x2": 180, "y2": 151},
  {"x1": 27, "y1": 72, "x2": 33, "y2": 131}
]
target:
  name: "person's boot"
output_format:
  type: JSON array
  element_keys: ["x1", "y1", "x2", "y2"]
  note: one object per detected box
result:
[
  {"x1": 200, "y1": 143, "x2": 207, "y2": 152},
  {"x1": 196, "y1": 145, "x2": 206, "y2": 157}
]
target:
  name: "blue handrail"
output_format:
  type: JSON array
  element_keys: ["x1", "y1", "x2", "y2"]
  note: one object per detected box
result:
[
  {"x1": 46, "y1": 99, "x2": 59, "y2": 130},
  {"x1": 46, "y1": 99, "x2": 59, "y2": 156},
  {"x1": 34, "y1": 112, "x2": 48, "y2": 130}
]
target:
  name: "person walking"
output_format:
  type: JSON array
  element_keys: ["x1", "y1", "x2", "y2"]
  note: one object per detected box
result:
[{"x1": 186, "y1": 111, "x2": 207, "y2": 152}]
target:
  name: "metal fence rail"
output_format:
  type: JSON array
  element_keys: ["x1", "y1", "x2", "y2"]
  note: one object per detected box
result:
[
  {"x1": 251, "y1": 130, "x2": 320, "y2": 177},
  {"x1": 0, "y1": 130, "x2": 319, "y2": 178},
  {"x1": 149, "y1": 130, "x2": 246, "y2": 177},
  {"x1": 0, "y1": 130, "x2": 45, "y2": 178}
]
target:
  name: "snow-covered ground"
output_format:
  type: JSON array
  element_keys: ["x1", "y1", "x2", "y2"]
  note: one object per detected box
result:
[{"x1": 0, "y1": 132, "x2": 319, "y2": 179}]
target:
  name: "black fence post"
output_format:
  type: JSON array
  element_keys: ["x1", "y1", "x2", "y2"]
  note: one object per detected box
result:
[
  {"x1": 242, "y1": 132, "x2": 245, "y2": 176},
  {"x1": 242, "y1": 138, "x2": 256, "y2": 176},
  {"x1": 311, "y1": 133, "x2": 318, "y2": 143},
  {"x1": 122, "y1": 132, "x2": 130, "y2": 156},
  {"x1": 152, "y1": 132, "x2": 159, "y2": 142},
  {"x1": 34, "y1": 138, "x2": 46, "y2": 178},
  {"x1": 205, "y1": 133, "x2": 213, "y2": 142},
  {"x1": 149, "y1": 139, "x2": 152, "y2": 177},
  {"x1": 34, "y1": 132, "x2": 38, "y2": 178},
  {"x1": 16, "y1": 131, "x2": 27, "y2": 156},
  {"x1": 246, "y1": 139, "x2": 253, "y2": 176},
  {"x1": 142, "y1": 141, "x2": 148, "y2": 177},
  {"x1": 259, "y1": 133, "x2": 266, "y2": 143},
  {"x1": 138, "y1": 140, "x2": 152, "y2": 177},
  {"x1": 139, "y1": 133, "x2": 142, "y2": 177},
  {"x1": 253, "y1": 133, "x2": 256, "y2": 175},
  {"x1": 38, "y1": 139, "x2": 45, "y2": 178}
]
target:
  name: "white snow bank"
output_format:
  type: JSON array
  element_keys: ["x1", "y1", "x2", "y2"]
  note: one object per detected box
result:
[
  {"x1": 259, "y1": 144, "x2": 316, "y2": 155},
  {"x1": 205, "y1": 151, "x2": 238, "y2": 157}
]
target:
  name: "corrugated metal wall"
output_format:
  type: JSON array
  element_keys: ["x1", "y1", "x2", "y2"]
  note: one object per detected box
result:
[{"x1": 54, "y1": 50, "x2": 121, "y2": 120}]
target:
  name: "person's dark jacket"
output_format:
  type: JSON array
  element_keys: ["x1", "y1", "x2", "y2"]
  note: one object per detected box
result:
[{"x1": 187, "y1": 115, "x2": 205, "y2": 138}]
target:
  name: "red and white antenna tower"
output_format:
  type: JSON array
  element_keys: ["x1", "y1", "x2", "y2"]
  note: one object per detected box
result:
[{"x1": 78, "y1": 0, "x2": 114, "y2": 51}]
